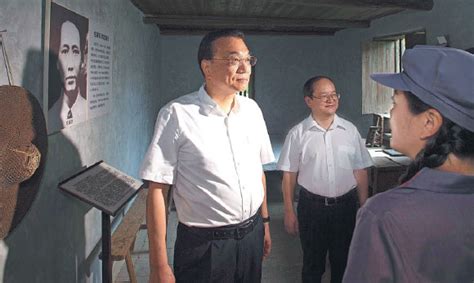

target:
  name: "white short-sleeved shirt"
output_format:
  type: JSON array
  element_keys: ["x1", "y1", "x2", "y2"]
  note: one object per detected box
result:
[
  {"x1": 140, "y1": 85, "x2": 275, "y2": 227},
  {"x1": 277, "y1": 115, "x2": 373, "y2": 197}
]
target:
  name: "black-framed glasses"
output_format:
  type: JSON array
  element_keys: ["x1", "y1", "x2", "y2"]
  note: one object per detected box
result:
[
  {"x1": 311, "y1": 93, "x2": 341, "y2": 101},
  {"x1": 211, "y1": 56, "x2": 257, "y2": 67}
]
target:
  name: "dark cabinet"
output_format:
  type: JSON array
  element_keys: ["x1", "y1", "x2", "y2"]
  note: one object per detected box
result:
[{"x1": 368, "y1": 149, "x2": 411, "y2": 195}]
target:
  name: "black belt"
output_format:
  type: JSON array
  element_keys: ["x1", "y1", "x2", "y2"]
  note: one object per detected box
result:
[
  {"x1": 300, "y1": 187, "x2": 356, "y2": 206},
  {"x1": 181, "y1": 212, "x2": 261, "y2": 240}
]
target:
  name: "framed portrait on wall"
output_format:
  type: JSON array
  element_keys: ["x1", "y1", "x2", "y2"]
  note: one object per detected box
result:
[
  {"x1": 43, "y1": 1, "x2": 113, "y2": 134},
  {"x1": 46, "y1": 2, "x2": 89, "y2": 133},
  {"x1": 365, "y1": 125, "x2": 382, "y2": 147}
]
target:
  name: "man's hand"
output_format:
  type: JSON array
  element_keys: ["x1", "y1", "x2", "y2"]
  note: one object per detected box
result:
[
  {"x1": 263, "y1": 223, "x2": 272, "y2": 259},
  {"x1": 284, "y1": 210, "x2": 299, "y2": 236},
  {"x1": 354, "y1": 169, "x2": 369, "y2": 207},
  {"x1": 282, "y1": 171, "x2": 298, "y2": 236},
  {"x1": 150, "y1": 264, "x2": 175, "y2": 283}
]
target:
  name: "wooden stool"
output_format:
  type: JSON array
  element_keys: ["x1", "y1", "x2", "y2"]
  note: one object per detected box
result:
[{"x1": 109, "y1": 189, "x2": 148, "y2": 283}]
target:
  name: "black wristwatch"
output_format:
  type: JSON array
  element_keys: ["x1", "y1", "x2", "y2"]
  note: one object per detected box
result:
[{"x1": 262, "y1": 216, "x2": 270, "y2": 223}]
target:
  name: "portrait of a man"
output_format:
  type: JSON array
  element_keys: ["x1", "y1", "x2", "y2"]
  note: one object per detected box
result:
[{"x1": 48, "y1": 3, "x2": 89, "y2": 133}]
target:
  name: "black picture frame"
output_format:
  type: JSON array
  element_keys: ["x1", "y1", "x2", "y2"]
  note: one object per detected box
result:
[{"x1": 366, "y1": 126, "x2": 382, "y2": 147}]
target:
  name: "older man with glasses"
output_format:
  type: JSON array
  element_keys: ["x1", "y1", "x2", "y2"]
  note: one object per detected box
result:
[
  {"x1": 277, "y1": 75, "x2": 373, "y2": 283},
  {"x1": 140, "y1": 29, "x2": 274, "y2": 283}
]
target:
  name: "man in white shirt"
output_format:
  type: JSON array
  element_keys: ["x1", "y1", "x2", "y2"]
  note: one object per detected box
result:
[
  {"x1": 277, "y1": 76, "x2": 373, "y2": 283},
  {"x1": 140, "y1": 30, "x2": 274, "y2": 283}
]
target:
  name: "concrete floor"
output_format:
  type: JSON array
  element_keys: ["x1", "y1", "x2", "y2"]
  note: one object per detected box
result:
[{"x1": 115, "y1": 171, "x2": 331, "y2": 283}]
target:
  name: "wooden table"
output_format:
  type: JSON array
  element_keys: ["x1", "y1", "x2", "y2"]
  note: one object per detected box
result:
[{"x1": 367, "y1": 148, "x2": 411, "y2": 195}]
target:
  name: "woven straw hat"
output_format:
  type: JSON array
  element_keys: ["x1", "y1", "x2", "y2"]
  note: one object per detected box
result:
[{"x1": 0, "y1": 85, "x2": 47, "y2": 239}]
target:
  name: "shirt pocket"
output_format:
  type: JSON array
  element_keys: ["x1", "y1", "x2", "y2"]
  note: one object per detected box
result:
[
  {"x1": 301, "y1": 145, "x2": 318, "y2": 166},
  {"x1": 337, "y1": 145, "x2": 355, "y2": 170},
  {"x1": 239, "y1": 131, "x2": 260, "y2": 157}
]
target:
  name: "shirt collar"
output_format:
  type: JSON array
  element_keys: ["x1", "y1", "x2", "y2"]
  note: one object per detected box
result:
[
  {"x1": 402, "y1": 167, "x2": 474, "y2": 194},
  {"x1": 198, "y1": 84, "x2": 241, "y2": 116},
  {"x1": 59, "y1": 91, "x2": 84, "y2": 112},
  {"x1": 302, "y1": 114, "x2": 346, "y2": 132}
]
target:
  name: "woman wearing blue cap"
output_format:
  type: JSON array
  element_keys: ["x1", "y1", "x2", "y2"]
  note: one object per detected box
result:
[{"x1": 343, "y1": 46, "x2": 474, "y2": 283}]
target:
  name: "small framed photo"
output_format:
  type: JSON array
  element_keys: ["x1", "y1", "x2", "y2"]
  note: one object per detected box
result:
[{"x1": 366, "y1": 126, "x2": 382, "y2": 147}]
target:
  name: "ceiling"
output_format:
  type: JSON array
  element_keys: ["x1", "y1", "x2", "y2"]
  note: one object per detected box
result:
[{"x1": 130, "y1": 0, "x2": 433, "y2": 35}]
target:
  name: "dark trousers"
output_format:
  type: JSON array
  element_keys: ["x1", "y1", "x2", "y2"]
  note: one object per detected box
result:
[
  {"x1": 173, "y1": 214, "x2": 264, "y2": 283},
  {"x1": 297, "y1": 188, "x2": 358, "y2": 283}
]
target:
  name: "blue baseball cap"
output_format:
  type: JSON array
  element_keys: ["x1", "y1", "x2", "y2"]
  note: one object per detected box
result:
[{"x1": 371, "y1": 45, "x2": 474, "y2": 132}]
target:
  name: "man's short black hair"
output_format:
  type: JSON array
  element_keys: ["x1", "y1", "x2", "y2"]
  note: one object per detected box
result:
[
  {"x1": 303, "y1": 75, "x2": 334, "y2": 97},
  {"x1": 197, "y1": 29, "x2": 246, "y2": 73}
]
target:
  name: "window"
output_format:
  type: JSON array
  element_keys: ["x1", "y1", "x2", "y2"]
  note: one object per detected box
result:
[{"x1": 361, "y1": 30, "x2": 426, "y2": 115}]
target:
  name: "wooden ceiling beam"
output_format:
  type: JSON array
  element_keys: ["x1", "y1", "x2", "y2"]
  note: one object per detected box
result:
[
  {"x1": 268, "y1": 0, "x2": 434, "y2": 11},
  {"x1": 143, "y1": 15, "x2": 370, "y2": 31},
  {"x1": 157, "y1": 27, "x2": 339, "y2": 36}
]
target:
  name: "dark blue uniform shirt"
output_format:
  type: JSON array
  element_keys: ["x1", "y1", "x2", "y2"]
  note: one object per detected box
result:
[{"x1": 343, "y1": 167, "x2": 474, "y2": 283}]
